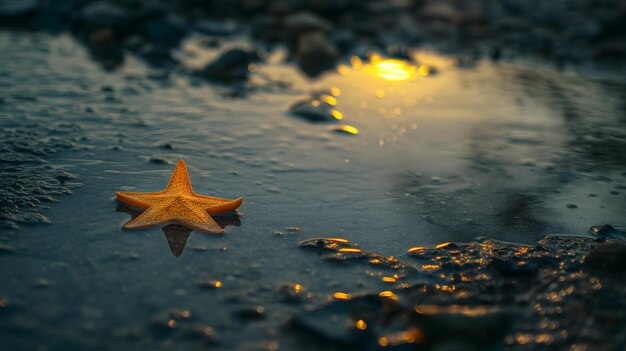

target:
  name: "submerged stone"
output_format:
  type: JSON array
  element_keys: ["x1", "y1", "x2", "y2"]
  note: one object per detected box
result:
[
  {"x1": 200, "y1": 48, "x2": 258, "y2": 82},
  {"x1": 289, "y1": 93, "x2": 343, "y2": 123}
]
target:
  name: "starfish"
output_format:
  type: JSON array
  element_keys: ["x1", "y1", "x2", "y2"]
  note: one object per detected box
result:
[{"x1": 116, "y1": 160, "x2": 243, "y2": 234}]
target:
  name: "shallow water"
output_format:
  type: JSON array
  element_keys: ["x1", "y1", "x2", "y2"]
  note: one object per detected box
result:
[{"x1": 1, "y1": 32, "x2": 625, "y2": 350}]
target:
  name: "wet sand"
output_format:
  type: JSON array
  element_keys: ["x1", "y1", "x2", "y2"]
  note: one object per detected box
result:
[{"x1": 1, "y1": 29, "x2": 625, "y2": 350}]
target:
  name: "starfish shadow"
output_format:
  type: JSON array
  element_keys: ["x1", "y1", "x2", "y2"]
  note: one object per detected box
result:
[{"x1": 116, "y1": 202, "x2": 241, "y2": 257}]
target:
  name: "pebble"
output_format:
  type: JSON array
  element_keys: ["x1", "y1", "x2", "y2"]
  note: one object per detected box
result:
[{"x1": 201, "y1": 48, "x2": 258, "y2": 82}]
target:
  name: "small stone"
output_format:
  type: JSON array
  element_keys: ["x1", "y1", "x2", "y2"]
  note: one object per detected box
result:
[
  {"x1": 201, "y1": 48, "x2": 258, "y2": 82},
  {"x1": 295, "y1": 31, "x2": 338, "y2": 77}
]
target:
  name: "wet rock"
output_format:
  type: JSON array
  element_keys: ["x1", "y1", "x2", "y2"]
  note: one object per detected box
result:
[
  {"x1": 295, "y1": 31, "x2": 338, "y2": 77},
  {"x1": 589, "y1": 224, "x2": 626, "y2": 241},
  {"x1": 584, "y1": 242, "x2": 626, "y2": 272},
  {"x1": 289, "y1": 93, "x2": 341, "y2": 123},
  {"x1": 200, "y1": 48, "x2": 258, "y2": 82}
]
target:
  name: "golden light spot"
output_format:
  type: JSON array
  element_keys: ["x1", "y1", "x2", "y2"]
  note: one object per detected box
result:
[
  {"x1": 321, "y1": 95, "x2": 337, "y2": 106},
  {"x1": 375, "y1": 89, "x2": 385, "y2": 98},
  {"x1": 435, "y1": 284, "x2": 456, "y2": 292},
  {"x1": 337, "y1": 64, "x2": 350, "y2": 75},
  {"x1": 379, "y1": 291, "x2": 398, "y2": 300},
  {"x1": 516, "y1": 333, "x2": 533, "y2": 345},
  {"x1": 350, "y1": 56, "x2": 362, "y2": 68},
  {"x1": 294, "y1": 284, "x2": 302, "y2": 293},
  {"x1": 370, "y1": 258, "x2": 381, "y2": 264},
  {"x1": 368, "y1": 52, "x2": 381, "y2": 64},
  {"x1": 330, "y1": 109, "x2": 343, "y2": 120},
  {"x1": 435, "y1": 242, "x2": 452, "y2": 249},
  {"x1": 378, "y1": 337, "x2": 389, "y2": 347},
  {"x1": 374, "y1": 59, "x2": 415, "y2": 81},
  {"x1": 421, "y1": 264, "x2": 440, "y2": 270},
  {"x1": 378, "y1": 328, "x2": 424, "y2": 346},
  {"x1": 408, "y1": 246, "x2": 425, "y2": 252},
  {"x1": 382, "y1": 276, "x2": 396, "y2": 283},
  {"x1": 330, "y1": 87, "x2": 341, "y2": 97},
  {"x1": 333, "y1": 292, "x2": 352, "y2": 300},
  {"x1": 167, "y1": 319, "x2": 177, "y2": 328},
  {"x1": 535, "y1": 333, "x2": 552, "y2": 343},
  {"x1": 339, "y1": 248, "x2": 362, "y2": 253},
  {"x1": 327, "y1": 238, "x2": 349, "y2": 243},
  {"x1": 335, "y1": 125, "x2": 359, "y2": 135},
  {"x1": 214, "y1": 280, "x2": 222, "y2": 288},
  {"x1": 356, "y1": 319, "x2": 367, "y2": 330},
  {"x1": 418, "y1": 65, "x2": 431, "y2": 76},
  {"x1": 311, "y1": 99, "x2": 320, "y2": 107}
]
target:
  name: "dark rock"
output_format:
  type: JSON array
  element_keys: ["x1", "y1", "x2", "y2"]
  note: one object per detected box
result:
[
  {"x1": 295, "y1": 31, "x2": 338, "y2": 77},
  {"x1": 589, "y1": 224, "x2": 626, "y2": 241},
  {"x1": 584, "y1": 242, "x2": 626, "y2": 271},
  {"x1": 289, "y1": 93, "x2": 341, "y2": 123},
  {"x1": 200, "y1": 48, "x2": 258, "y2": 82}
]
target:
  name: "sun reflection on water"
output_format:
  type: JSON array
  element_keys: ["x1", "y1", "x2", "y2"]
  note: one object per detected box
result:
[{"x1": 374, "y1": 59, "x2": 416, "y2": 81}]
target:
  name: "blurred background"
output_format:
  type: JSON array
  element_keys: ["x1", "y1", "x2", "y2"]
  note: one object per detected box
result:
[{"x1": 2, "y1": 0, "x2": 626, "y2": 73}]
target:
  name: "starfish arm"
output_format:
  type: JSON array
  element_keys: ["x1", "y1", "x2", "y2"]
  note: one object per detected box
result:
[
  {"x1": 165, "y1": 160, "x2": 193, "y2": 193},
  {"x1": 116, "y1": 191, "x2": 163, "y2": 209},
  {"x1": 202, "y1": 196, "x2": 244, "y2": 215},
  {"x1": 123, "y1": 206, "x2": 173, "y2": 230}
]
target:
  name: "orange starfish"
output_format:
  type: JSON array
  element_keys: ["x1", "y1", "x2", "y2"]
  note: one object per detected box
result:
[{"x1": 116, "y1": 160, "x2": 243, "y2": 233}]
